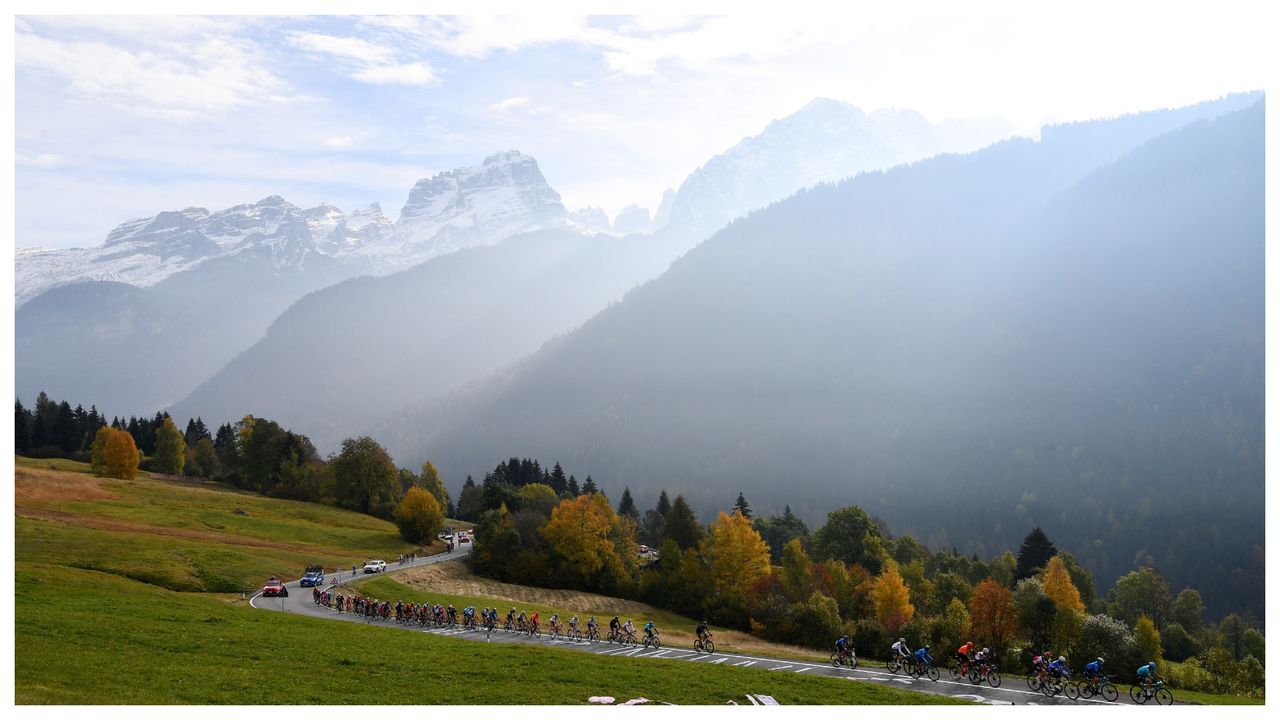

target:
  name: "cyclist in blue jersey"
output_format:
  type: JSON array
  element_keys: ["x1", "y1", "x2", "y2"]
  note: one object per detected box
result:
[
  {"x1": 834, "y1": 634, "x2": 853, "y2": 660},
  {"x1": 913, "y1": 644, "x2": 935, "y2": 672},
  {"x1": 1084, "y1": 657, "x2": 1104, "y2": 680},
  {"x1": 1136, "y1": 661, "x2": 1158, "y2": 690}
]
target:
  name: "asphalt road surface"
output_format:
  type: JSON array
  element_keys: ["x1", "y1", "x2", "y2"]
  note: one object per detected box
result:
[{"x1": 251, "y1": 544, "x2": 1145, "y2": 706}]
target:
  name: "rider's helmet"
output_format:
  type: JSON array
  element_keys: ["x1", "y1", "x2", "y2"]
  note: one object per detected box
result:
[
  {"x1": 899, "y1": 637, "x2": 906, "y2": 644},
  {"x1": 1097, "y1": 657, "x2": 1104, "y2": 664},
  {"x1": 983, "y1": 648, "x2": 989, "y2": 654},
  {"x1": 1059, "y1": 656, "x2": 1066, "y2": 663},
  {"x1": 923, "y1": 644, "x2": 930, "y2": 650},
  {"x1": 1148, "y1": 661, "x2": 1157, "y2": 670}
]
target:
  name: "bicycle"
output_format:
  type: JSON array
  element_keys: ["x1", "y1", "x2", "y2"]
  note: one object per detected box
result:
[
  {"x1": 620, "y1": 629, "x2": 637, "y2": 646},
  {"x1": 527, "y1": 621, "x2": 542, "y2": 639},
  {"x1": 549, "y1": 623, "x2": 563, "y2": 641},
  {"x1": 693, "y1": 634, "x2": 716, "y2": 654},
  {"x1": 830, "y1": 648, "x2": 857, "y2": 669},
  {"x1": 1079, "y1": 675, "x2": 1119, "y2": 702},
  {"x1": 949, "y1": 659, "x2": 972, "y2": 680},
  {"x1": 1130, "y1": 679, "x2": 1173, "y2": 705},
  {"x1": 886, "y1": 655, "x2": 909, "y2": 674},
  {"x1": 1039, "y1": 673, "x2": 1071, "y2": 699},
  {"x1": 909, "y1": 660, "x2": 940, "y2": 682},
  {"x1": 567, "y1": 626, "x2": 582, "y2": 642},
  {"x1": 643, "y1": 630, "x2": 662, "y2": 649},
  {"x1": 968, "y1": 662, "x2": 1002, "y2": 688},
  {"x1": 586, "y1": 626, "x2": 600, "y2": 643}
]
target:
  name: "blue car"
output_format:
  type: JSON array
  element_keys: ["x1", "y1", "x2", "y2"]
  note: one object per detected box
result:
[{"x1": 299, "y1": 564, "x2": 324, "y2": 587}]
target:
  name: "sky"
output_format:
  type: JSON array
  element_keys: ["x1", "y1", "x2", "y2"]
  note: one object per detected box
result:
[{"x1": 13, "y1": 2, "x2": 1274, "y2": 250}]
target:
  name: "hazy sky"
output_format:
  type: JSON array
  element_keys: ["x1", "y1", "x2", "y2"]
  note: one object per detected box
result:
[{"x1": 14, "y1": 3, "x2": 1272, "y2": 249}]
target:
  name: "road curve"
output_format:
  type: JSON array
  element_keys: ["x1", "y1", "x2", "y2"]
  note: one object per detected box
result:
[{"x1": 251, "y1": 546, "x2": 1139, "y2": 706}]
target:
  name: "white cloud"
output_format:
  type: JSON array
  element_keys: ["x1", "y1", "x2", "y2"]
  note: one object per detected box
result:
[
  {"x1": 288, "y1": 31, "x2": 396, "y2": 65},
  {"x1": 352, "y1": 62, "x2": 439, "y2": 86},
  {"x1": 488, "y1": 96, "x2": 531, "y2": 112},
  {"x1": 17, "y1": 153, "x2": 67, "y2": 168},
  {"x1": 15, "y1": 31, "x2": 290, "y2": 120}
]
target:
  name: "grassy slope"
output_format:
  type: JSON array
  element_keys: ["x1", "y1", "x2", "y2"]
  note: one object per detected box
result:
[
  {"x1": 15, "y1": 564, "x2": 965, "y2": 705},
  {"x1": 16, "y1": 457, "x2": 428, "y2": 592}
]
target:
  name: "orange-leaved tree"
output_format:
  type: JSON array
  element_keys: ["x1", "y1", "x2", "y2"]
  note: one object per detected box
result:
[
  {"x1": 1042, "y1": 555, "x2": 1085, "y2": 613},
  {"x1": 541, "y1": 493, "x2": 636, "y2": 593},
  {"x1": 703, "y1": 511, "x2": 772, "y2": 606},
  {"x1": 393, "y1": 486, "x2": 443, "y2": 543},
  {"x1": 872, "y1": 561, "x2": 914, "y2": 633},
  {"x1": 970, "y1": 578, "x2": 1019, "y2": 658}
]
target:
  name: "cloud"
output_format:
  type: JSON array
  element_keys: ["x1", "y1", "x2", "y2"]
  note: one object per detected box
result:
[
  {"x1": 488, "y1": 96, "x2": 531, "y2": 112},
  {"x1": 287, "y1": 30, "x2": 439, "y2": 87},
  {"x1": 17, "y1": 153, "x2": 67, "y2": 168},
  {"x1": 15, "y1": 31, "x2": 290, "y2": 120}
]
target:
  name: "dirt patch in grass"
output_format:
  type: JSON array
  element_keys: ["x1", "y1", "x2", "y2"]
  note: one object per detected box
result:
[{"x1": 15, "y1": 467, "x2": 119, "y2": 504}]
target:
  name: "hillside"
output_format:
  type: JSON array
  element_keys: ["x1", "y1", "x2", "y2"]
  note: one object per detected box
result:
[{"x1": 381, "y1": 99, "x2": 1264, "y2": 620}]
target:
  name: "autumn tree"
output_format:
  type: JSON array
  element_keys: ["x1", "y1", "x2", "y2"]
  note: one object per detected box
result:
[
  {"x1": 970, "y1": 578, "x2": 1019, "y2": 658},
  {"x1": 393, "y1": 487, "x2": 444, "y2": 543},
  {"x1": 153, "y1": 416, "x2": 187, "y2": 475},
  {"x1": 541, "y1": 493, "x2": 636, "y2": 594},
  {"x1": 871, "y1": 562, "x2": 914, "y2": 634},
  {"x1": 1135, "y1": 615, "x2": 1163, "y2": 666},
  {"x1": 1042, "y1": 556, "x2": 1085, "y2": 613},
  {"x1": 101, "y1": 427, "x2": 140, "y2": 480},
  {"x1": 780, "y1": 538, "x2": 813, "y2": 601},
  {"x1": 813, "y1": 505, "x2": 885, "y2": 573},
  {"x1": 702, "y1": 511, "x2": 771, "y2": 620},
  {"x1": 193, "y1": 438, "x2": 220, "y2": 478},
  {"x1": 934, "y1": 597, "x2": 971, "y2": 655},
  {"x1": 90, "y1": 425, "x2": 112, "y2": 475}
]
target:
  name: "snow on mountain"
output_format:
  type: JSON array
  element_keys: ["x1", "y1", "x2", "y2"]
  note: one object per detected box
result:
[
  {"x1": 567, "y1": 206, "x2": 612, "y2": 234},
  {"x1": 15, "y1": 151, "x2": 568, "y2": 304},
  {"x1": 343, "y1": 150, "x2": 568, "y2": 270},
  {"x1": 666, "y1": 97, "x2": 1018, "y2": 232}
]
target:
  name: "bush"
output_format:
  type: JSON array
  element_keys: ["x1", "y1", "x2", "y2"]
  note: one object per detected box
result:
[
  {"x1": 1074, "y1": 614, "x2": 1138, "y2": 674},
  {"x1": 789, "y1": 592, "x2": 842, "y2": 649},
  {"x1": 393, "y1": 487, "x2": 444, "y2": 544}
]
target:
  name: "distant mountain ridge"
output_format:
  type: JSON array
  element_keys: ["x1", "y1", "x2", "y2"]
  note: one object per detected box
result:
[{"x1": 15, "y1": 151, "x2": 567, "y2": 304}]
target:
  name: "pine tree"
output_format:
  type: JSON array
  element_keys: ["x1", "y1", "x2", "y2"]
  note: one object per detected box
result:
[
  {"x1": 733, "y1": 491, "x2": 753, "y2": 519},
  {"x1": 617, "y1": 487, "x2": 639, "y2": 520},
  {"x1": 53, "y1": 401, "x2": 77, "y2": 453},
  {"x1": 1015, "y1": 526, "x2": 1057, "y2": 581},
  {"x1": 31, "y1": 409, "x2": 47, "y2": 448},
  {"x1": 582, "y1": 475, "x2": 599, "y2": 495},
  {"x1": 567, "y1": 474, "x2": 581, "y2": 496},
  {"x1": 72, "y1": 404, "x2": 88, "y2": 450},
  {"x1": 14, "y1": 399, "x2": 31, "y2": 453},
  {"x1": 185, "y1": 418, "x2": 200, "y2": 447},
  {"x1": 214, "y1": 423, "x2": 235, "y2": 450},
  {"x1": 663, "y1": 495, "x2": 704, "y2": 550},
  {"x1": 656, "y1": 490, "x2": 672, "y2": 516},
  {"x1": 549, "y1": 462, "x2": 568, "y2": 494}
]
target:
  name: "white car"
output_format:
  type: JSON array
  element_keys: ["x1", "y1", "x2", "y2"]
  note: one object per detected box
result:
[{"x1": 363, "y1": 560, "x2": 387, "y2": 574}]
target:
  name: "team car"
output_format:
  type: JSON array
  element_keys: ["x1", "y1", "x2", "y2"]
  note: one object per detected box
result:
[
  {"x1": 261, "y1": 577, "x2": 289, "y2": 597},
  {"x1": 363, "y1": 560, "x2": 387, "y2": 574},
  {"x1": 299, "y1": 564, "x2": 325, "y2": 587}
]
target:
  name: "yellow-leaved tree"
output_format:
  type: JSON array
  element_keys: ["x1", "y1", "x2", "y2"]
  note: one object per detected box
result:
[
  {"x1": 101, "y1": 427, "x2": 140, "y2": 480},
  {"x1": 872, "y1": 561, "x2": 915, "y2": 633},
  {"x1": 393, "y1": 486, "x2": 444, "y2": 543},
  {"x1": 1042, "y1": 555, "x2": 1085, "y2": 613},
  {"x1": 541, "y1": 493, "x2": 636, "y2": 593},
  {"x1": 703, "y1": 511, "x2": 772, "y2": 605}
]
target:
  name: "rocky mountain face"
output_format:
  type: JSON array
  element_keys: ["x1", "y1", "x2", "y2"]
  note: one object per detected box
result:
[{"x1": 15, "y1": 151, "x2": 565, "y2": 304}]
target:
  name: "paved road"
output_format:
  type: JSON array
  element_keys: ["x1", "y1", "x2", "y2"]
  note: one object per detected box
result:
[{"x1": 251, "y1": 545, "x2": 1138, "y2": 706}]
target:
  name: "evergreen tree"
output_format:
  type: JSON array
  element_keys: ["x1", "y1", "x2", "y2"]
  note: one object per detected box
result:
[
  {"x1": 549, "y1": 462, "x2": 568, "y2": 494},
  {"x1": 213, "y1": 423, "x2": 235, "y2": 450},
  {"x1": 15, "y1": 399, "x2": 31, "y2": 453},
  {"x1": 72, "y1": 404, "x2": 88, "y2": 449},
  {"x1": 53, "y1": 401, "x2": 77, "y2": 453},
  {"x1": 663, "y1": 495, "x2": 704, "y2": 550},
  {"x1": 754, "y1": 504, "x2": 811, "y2": 563},
  {"x1": 184, "y1": 418, "x2": 200, "y2": 447},
  {"x1": 34, "y1": 391, "x2": 57, "y2": 439},
  {"x1": 733, "y1": 491, "x2": 753, "y2": 519},
  {"x1": 582, "y1": 475, "x2": 599, "y2": 495},
  {"x1": 1015, "y1": 526, "x2": 1057, "y2": 581},
  {"x1": 567, "y1": 474, "x2": 581, "y2": 496},
  {"x1": 656, "y1": 490, "x2": 672, "y2": 516},
  {"x1": 617, "y1": 487, "x2": 639, "y2": 520},
  {"x1": 31, "y1": 409, "x2": 47, "y2": 448}
]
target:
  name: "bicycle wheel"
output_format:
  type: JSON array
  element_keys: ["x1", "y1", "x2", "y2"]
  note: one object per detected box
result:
[
  {"x1": 705, "y1": 639, "x2": 715, "y2": 653},
  {"x1": 1100, "y1": 683, "x2": 1118, "y2": 702},
  {"x1": 987, "y1": 671, "x2": 1001, "y2": 688},
  {"x1": 847, "y1": 653, "x2": 857, "y2": 669},
  {"x1": 1065, "y1": 682, "x2": 1080, "y2": 700},
  {"x1": 1156, "y1": 688, "x2": 1173, "y2": 705},
  {"x1": 830, "y1": 652, "x2": 842, "y2": 667},
  {"x1": 925, "y1": 666, "x2": 939, "y2": 682},
  {"x1": 1027, "y1": 674, "x2": 1040, "y2": 690},
  {"x1": 1129, "y1": 685, "x2": 1146, "y2": 704}
]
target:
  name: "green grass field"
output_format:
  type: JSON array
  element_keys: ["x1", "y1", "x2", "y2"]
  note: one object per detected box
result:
[{"x1": 15, "y1": 563, "x2": 966, "y2": 705}]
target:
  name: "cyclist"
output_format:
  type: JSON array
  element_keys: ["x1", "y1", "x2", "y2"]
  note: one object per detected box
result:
[
  {"x1": 1083, "y1": 657, "x2": 1104, "y2": 687},
  {"x1": 696, "y1": 619, "x2": 711, "y2": 643},
  {"x1": 447, "y1": 604, "x2": 458, "y2": 624},
  {"x1": 956, "y1": 641, "x2": 974, "y2": 671},
  {"x1": 834, "y1": 634, "x2": 853, "y2": 661},
  {"x1": 529, "y1": 610, "x2": 541, "y2": 632},
  {"x1": 609, "y1": 615, "x2": 621, "y2": 640},
  {"x1": 1136, "y1": 661, "x2": 1158, "y2": 691},
  {"x1": 587, "y1": 616, "x2": 599, "y2": 638},
  {"x1": 643, "y1": 619, "x2": 658, "y2": 643},
  {"x1": 973, "y1": 647, "x2": 990, "y2": 669},
  {"x1": 517, "y1": 609, "x2": 528, "y2": 630},
  {"x1": 913, "y1": 644, "x2": 935, "y2": 673},
  {"x1": 569, "y1": 614, "x2": 580, "y2": 633},
  {"x1": 550, "y1": 613, "x2": 561, "y2": 635},
  {"x1": 622, "y1": 618, "x2": 636, "y2": 640},
  {"x1": 1048, "y1": 655, "x2": 1071, "y2": 686},
  {"x1": 891, "y1": 637, "x2": 911, "y2": 665}
]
